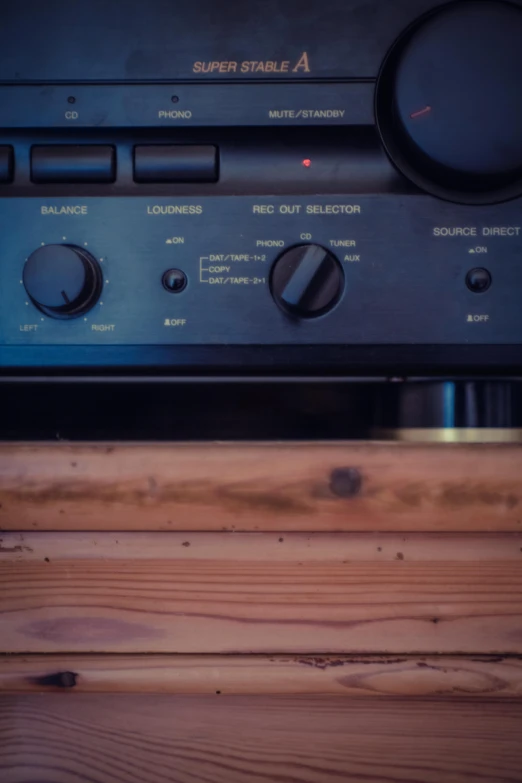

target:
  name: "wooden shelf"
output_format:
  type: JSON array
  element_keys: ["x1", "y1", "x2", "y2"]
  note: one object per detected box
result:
[
  {"x1": 2, "y1": 654, "x2": 522, "y2": 698},
  {"x1": 1, "y1": 442, "x2": 521, "y2": 532},
  {"x1": 1, "y1": 442, "x2": 522, "y2": 782},
  {"x1": 2, "y1": 531, "x2": 522, "y2": 654},
  {"x1": 2, "y1": 694, "x2": 522, "y2": 783}
]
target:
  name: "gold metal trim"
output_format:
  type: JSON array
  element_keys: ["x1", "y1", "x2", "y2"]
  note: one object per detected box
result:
[{"x1": 374, "y1": 428, "x2": 522, "y2": 443}]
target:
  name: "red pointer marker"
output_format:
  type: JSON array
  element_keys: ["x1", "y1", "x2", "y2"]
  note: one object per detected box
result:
[{"x1": 410, "y1": 105, "x2": 432, "y2": 119}]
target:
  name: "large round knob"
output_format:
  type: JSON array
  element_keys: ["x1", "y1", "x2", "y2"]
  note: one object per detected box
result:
[
  {"x1": 270, "y1": 244, "x2": 344, "y2": 318},
  {"x1": 376, "y1": 1, "x2": 522, "y2": 204},
  {"x1": 23, "y1": 244, "x2": 103, "y2": 319}
]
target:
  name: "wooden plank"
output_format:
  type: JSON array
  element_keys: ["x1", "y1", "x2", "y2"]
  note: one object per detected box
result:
[
  {"x1": 3, "y1": 530, "x2": 522, "y2": 561},
  {"x1": 2, "y1": 694, "x2": 522, "y2": 782},
  {"x1": 2, "y1": 532, "x2": 522, "y2": 654},
  {"x1": 1, "y1": 442, "x2": 522, "y2": 532},
  {"x1": 2, "y1": 654, "x2": 522, "y2": 697}
]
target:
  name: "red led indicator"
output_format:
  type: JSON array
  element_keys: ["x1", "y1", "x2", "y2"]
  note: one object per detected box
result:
[{"x1": 302, "y1": 158, "x2": 312, "y2": 168}]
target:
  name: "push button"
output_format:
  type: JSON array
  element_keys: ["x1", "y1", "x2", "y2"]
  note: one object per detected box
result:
[
  {"x1": 0, "y1": 146, "x2": 14, "y2": 182},
  {"x1": 134, "y1": 145, "x2": 218, "y2": 183},
  {"x1": 466, "y1": 268, "x2": 492, "y2": 293},
  {"x1": 31, "y1": 146, "x2": 116, "y2": 183},
  {"x1": 162, "y1": 269, "x2": 187, "y2": 292}
]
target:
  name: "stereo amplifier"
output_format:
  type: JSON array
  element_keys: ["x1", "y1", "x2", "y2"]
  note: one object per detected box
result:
[{"x1": 1, "y1": 0, "x2": 521, "y2": 375}]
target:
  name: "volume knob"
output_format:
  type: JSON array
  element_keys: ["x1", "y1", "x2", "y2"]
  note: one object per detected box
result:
[
  {"x1": 23, "y1": 244, "x2": 103, "y2": 319},
  {"x1": 376, "y1": 0, "x2": 522, "y2": 204},
  {"x1": 270, "y1": 244, "x2": 344, "y2": 318}
]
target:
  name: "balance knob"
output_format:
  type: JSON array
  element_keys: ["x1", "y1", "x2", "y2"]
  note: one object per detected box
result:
[
  {"x1": 23, "y1": 244, "x2": 103, "y2": 319},
  {"x1": 270, "y1": 244, "x2": 344, "y2": 318}
]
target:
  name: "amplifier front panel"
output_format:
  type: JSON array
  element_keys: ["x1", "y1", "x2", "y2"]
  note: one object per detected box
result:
[{"x1": 1, "y1": 195, "x2": 521, "y2": 348}]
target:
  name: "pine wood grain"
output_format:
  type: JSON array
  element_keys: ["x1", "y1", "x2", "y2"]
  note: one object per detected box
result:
[
  {"x1": 4, "y1": 530, "x2": 522, "y2": 561},
  {"x1": 2, "y1": 694, "x2": 522, "y2": 783},
  {"x1": 2, "y1": 532, "x2": 522, "y2": 654},
  {"x1": 2, "y1": 654, "x2": 522, "y2": 697},
  {"x1": 1, "y1": 442, "x2": 522, "y2": 532}
]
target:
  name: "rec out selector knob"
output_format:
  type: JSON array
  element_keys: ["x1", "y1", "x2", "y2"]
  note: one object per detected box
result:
[
  {"x1": 23, "y1": 244, "x2": 103, "y2": 319},
  {"x1": 270, "y1": 244, "x2": 344, "y2": 318}
]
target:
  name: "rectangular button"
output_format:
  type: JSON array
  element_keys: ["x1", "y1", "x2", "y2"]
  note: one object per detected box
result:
[
  {"x1": 134, "y1": 145, "x2": 218, "y2": 183},
  {"x1": 31, "y1": 145, "x2": 116, "y2": 183},
  {"x1": 0, "y1": 146, "x2": 14, "y2": 182}
]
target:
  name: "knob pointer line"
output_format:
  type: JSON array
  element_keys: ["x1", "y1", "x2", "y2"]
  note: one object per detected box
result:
[{"x1": 410, "y1": 105, "x2": 432, "y2": 119}]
